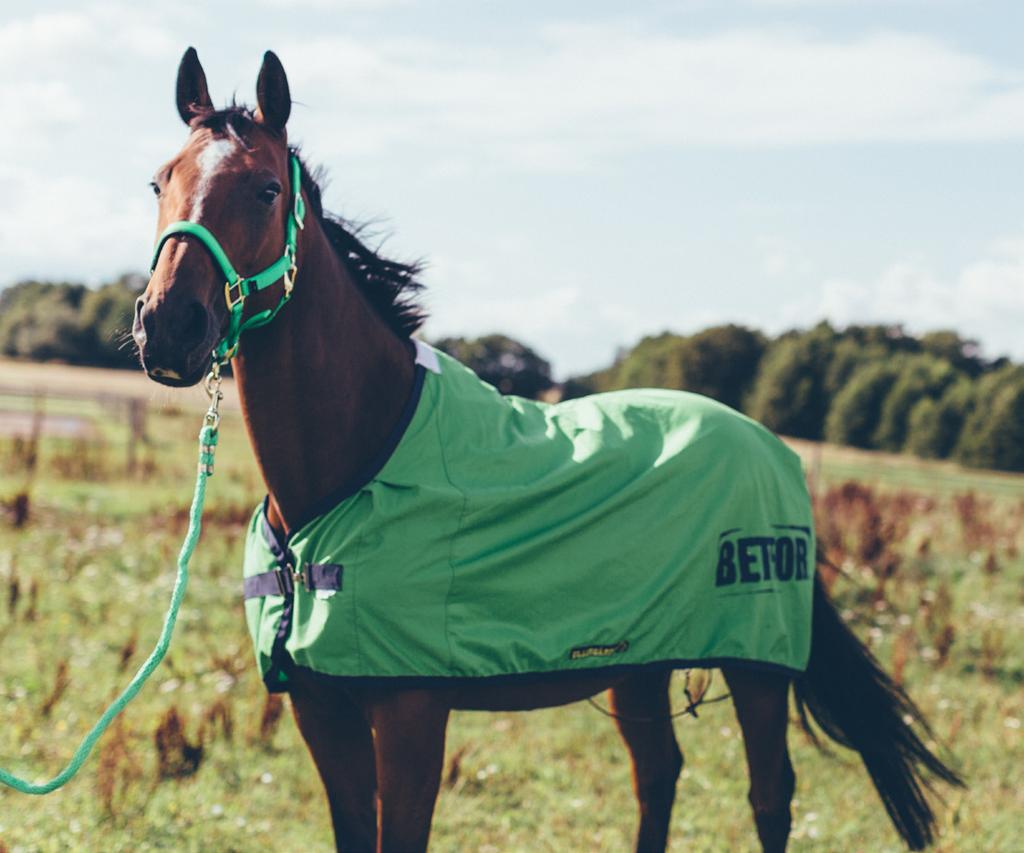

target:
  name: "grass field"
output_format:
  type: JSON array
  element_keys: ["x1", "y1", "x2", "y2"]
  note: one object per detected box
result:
[{"x1": 0, "y1": 361, "x2": 1021, "y2": 852}]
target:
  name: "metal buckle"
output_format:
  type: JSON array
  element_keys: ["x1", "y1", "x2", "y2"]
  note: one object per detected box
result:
[
  {"x1": 275, "y1": 561, "x2": 308, "y2": 595},
  {"x1": 224, "y1": 278, "x2": 246, "y2": 311},
  {"x1": 283, "y1": 247, "x2": 297, "y2": 296},
  {"x1": 274, "y1": 567, "x2": 294, "y2": 596}
]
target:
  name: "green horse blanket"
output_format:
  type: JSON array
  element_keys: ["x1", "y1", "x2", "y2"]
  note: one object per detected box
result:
[{"x1": 243, "y1": 342, "x2": 815, "y2": 691}]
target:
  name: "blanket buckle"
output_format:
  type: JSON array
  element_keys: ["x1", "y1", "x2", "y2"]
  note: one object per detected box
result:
[
  {"x1": 278, "y1": 559, "x2": 308, "y2": 593},
  {"x1": 275, "y1": 565, "x2": 295, "y2": 596}
]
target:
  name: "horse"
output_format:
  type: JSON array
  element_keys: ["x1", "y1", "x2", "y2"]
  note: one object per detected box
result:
[{"x1": 133, "y1": 47, "x2": 963, "y2": 852}]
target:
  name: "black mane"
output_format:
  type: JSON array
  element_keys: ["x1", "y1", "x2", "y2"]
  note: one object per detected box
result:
[
  {"x1": 291, "y1": 152, "x2": 428, "y2": 339},
  {"x1": 193, "y1": 106, "x2": 428, "y2": 338}
]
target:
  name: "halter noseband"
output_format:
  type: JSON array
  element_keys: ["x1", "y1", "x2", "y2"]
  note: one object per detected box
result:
[{"x1": 148, "y1": 153, "x2": 306, "y2": 364}]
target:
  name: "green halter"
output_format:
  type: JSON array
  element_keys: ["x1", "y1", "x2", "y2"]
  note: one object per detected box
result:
[{"x1": 149, "y1": 153, "x2": 306, "y2": 363}]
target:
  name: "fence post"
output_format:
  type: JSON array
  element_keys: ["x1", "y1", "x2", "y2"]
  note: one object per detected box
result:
[{"x1": 127, "y1": 398, "x2": 147, "y2": 476}]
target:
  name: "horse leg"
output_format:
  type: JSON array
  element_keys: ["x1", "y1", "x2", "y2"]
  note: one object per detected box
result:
[
  {"x1": 289, "y1": 671, "x2": 377, "y2": 852},
  {"x1": 365, "y1": 688, "x2": 451, "y2": 853},
  {"x1": 722, "y1": 666, "x2": 795, "y2": 853},
  {"x1": 610, "y1": 668, "x2": 683, "y2": 853}
]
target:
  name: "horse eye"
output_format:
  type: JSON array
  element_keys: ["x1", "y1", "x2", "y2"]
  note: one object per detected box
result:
[
  {"x1": 149, "y1": 181, "x2": 161, "y2": 198},
  {"x1": 259, "y1": 181, "x2": 282, "y2": 205}
]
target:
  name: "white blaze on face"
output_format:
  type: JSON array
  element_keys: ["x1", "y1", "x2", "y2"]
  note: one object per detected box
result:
[{"x1": 189, "y1": 137, "x2": 237, "y2": 222}]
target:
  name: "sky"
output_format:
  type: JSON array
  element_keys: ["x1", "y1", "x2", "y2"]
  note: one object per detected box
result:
[{"x1": 3, "y1": 0, "x2": 1023, "y2": 377}]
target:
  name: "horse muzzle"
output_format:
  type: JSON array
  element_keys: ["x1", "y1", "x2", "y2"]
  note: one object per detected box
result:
[{"x1": 133, "y1": 294, "x2": 217, "y2": 387}]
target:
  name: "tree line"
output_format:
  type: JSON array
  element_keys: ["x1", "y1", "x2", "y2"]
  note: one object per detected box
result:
[
  {"x1": 2, "y1": 278, "x2": 1022, "y2": 471},
  {"x1": 564, "y1": 323, "x2": 1024, "y2": 473},
  {"x1": 0, "y1": 275, "x2": 145, "y2": 369},
  {"x1": 438, "y1": 325, "x2": 1024, "y2": 473}
]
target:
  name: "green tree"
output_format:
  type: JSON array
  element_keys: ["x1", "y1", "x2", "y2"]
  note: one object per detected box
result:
[
  {"x1": 607, "y1": 333, "x2": 688, "y2": 391},
  {"x1": 919, "y1": 330, "x2": 986, "y2": 377},
  {"x1": 824, "y1": 360, "x2": 901, "y2": 449},
  {"x1": 433, "y1": 334, "x2": 553, "y2": 398},
  {"x1": 0, "y1": 276, "x2": 144, "y2": 367},
  {"x1": 77, "y1": 274, "x2": 146, "y2": 367},
  {"x1": 956, "y1": 367, "x2": 1024, "y2": 471},
  {"x1": 670, "y1": 324, "x2": 765, "y2": 410},
  {"x1": 578, "y1": 325, "x2": 765, "y2": 409},
  {"x1": 746, "y1": 323, "x2": 838, "y2": 439},
  {"x1": 824, "y1": 338, "x2": 890, "y2": 397},
  {"x1": 905, "y1": 379, "x2": 975, "y2": 459},
  {"x1": 873, "y1": 354, "x2": 959, "y2": 452},
  {"x1": 0, "y1": 281, "x2": 88, "y2": 361}
]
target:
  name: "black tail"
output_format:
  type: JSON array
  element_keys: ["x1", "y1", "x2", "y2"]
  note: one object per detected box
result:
[{"x1": 794, "y1": 575, "x2": 965, "y2": 850}]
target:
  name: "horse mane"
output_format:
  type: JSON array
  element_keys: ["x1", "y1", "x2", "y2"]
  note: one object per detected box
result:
[{"x1": 192, "y1": 106, "x2": 428, "y2": 339}]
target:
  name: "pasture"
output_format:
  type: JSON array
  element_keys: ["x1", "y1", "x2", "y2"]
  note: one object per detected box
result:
[{"x1": 0, "y1": 359, "x2": 1021, "y2": 851}]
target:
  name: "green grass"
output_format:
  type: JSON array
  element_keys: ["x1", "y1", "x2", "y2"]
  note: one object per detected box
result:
[{"x1": 0, "y1": 372, "x2": 1022, "y2": 851}]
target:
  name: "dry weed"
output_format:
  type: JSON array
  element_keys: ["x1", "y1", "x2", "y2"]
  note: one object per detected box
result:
[
  {"x1": 256, "y1": 693, "x2": 285, "y2": 744},
  {"x1": 39, "y1": 659, "x2": 70, "y2": 717},
  {"x1": 200, "y1": 698, "x2": 235, "y2": 744},
  {"x1": 96, "y1": 715, "x2": 143, "y2": 816},
  {"x1": 153, "y1": 707, "x2": 204, "y2": 779},
  {"x1": 117, "y1": 633, "x2": 138, "y2": 673}
]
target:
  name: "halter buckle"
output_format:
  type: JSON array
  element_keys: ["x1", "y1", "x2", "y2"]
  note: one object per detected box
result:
[
  {"x1": 224, "y1": 278, "x2": 246, "y2": 311},
  {"x1": 283, "y1": 246, "x2": 297, "y2": 296}
]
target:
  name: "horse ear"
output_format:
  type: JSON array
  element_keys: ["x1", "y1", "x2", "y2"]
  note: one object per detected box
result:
[
  {"x1": 176, "y1": 47, "x2": 212, "y2": 125},
  {"x1": 255, "y1": 50, "x2": 291, "y2": 132}
]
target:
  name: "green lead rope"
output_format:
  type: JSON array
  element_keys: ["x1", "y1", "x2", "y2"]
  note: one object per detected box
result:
[
  {"x1": 1, "y1": 151, "x2": 303, "y2": 795},
  {"x1": 0, "y1": 377, "x2": 223, "y2": 794}
]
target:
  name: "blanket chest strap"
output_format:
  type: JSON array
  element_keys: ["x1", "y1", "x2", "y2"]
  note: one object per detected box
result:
[{"x1": 243, "y1": 563, "x2": 343, "y2": 599}]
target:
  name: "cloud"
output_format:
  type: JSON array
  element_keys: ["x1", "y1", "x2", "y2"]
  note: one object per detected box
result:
[
  {"x1": 255, "y1": 0, "x2": 411, "y2": 7},
  {"x1": 279, "y1": 24, "x2": 1024, "y2": 173},
  {"x1": 3, "y1": 2, "x2": 1022, "y2": 375},
  {"x1": 808, "y1": 234, "x2": 1024, "y2": 360},
  {"x1": 420, "y1": 249, "x2": 656, "y2": 376},
  {"x1": 756, "y1": 235, "x2": 815, "y2": 279},
  {"x1": 748, "y1": 0, "x2": 930, "y2": 6}
]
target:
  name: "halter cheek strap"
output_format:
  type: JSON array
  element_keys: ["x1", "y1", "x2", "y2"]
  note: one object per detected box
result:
[{"x1": 148, "y1": 153, "x2": 306, "y2": 364}]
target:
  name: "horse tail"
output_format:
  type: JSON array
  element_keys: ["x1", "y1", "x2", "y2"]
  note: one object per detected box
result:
[{"x1": 793, "y1": 572, "x2": 964, "y2": 850}]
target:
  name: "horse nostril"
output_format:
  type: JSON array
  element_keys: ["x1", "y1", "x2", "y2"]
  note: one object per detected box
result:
[
  {"x1": 178, "y1": 300, "x2": 210, "y2": 348},
  {"x1": 134, "y1": 297, "x2": 151, "y2": 342}
]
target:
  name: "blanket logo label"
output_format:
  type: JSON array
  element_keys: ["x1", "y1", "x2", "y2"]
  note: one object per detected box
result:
[
  {"x1": 715, "y1": 525, "x2": 811, "y2": 588},
  {"x1": 569, "y1": 640, "x2": 630, "y2": 661}
]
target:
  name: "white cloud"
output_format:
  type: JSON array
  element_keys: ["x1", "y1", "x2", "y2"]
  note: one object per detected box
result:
[
  {"x1": 3, "y1": 3, "x2": 1022, "y2": 374},
  {"x1": 809, "y1": 234, "x2": 1024, "y2": 359},
  {"x1": 279, "y1": 24, "x2": 1024, "y2": 173},
  {"x1": 748, "y1": 0, "x2": 929, "y2": 6},
  {"x1": 0, "y1": 164, "x2": 151, "y2": 281},
  {"x1": 420, "y1": 249, "x2": 655, "y2": 376},
  {"x1": 256, "y1": 0, "x2": 410, "y2": 7},
  {"x1": 756, "y1": 235, "x2": 815, "y2": 279}
]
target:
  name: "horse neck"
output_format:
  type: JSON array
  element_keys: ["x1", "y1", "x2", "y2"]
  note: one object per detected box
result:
[{"x1": 231, "y1": 218, "x2": 415, "y2": 534}]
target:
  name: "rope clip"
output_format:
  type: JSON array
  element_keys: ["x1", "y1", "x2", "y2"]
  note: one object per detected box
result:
[{"x1": 203, "y1": 363, "x2": 224, "y2": 430}]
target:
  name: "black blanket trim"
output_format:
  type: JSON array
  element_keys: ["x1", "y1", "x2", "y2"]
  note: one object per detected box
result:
[{"x1": 278, "y1": 657, "x2": 803, "y2": 694}]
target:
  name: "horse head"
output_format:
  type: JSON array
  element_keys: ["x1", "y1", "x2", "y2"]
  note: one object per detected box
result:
[{"x1": 134, "y1": 47, "x2": 297, "y2": 387}]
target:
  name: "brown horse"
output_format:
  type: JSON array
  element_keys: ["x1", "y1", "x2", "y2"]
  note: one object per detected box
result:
[{"x1": 134, "y1": 48, "x2": 963, "y2": 852}]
